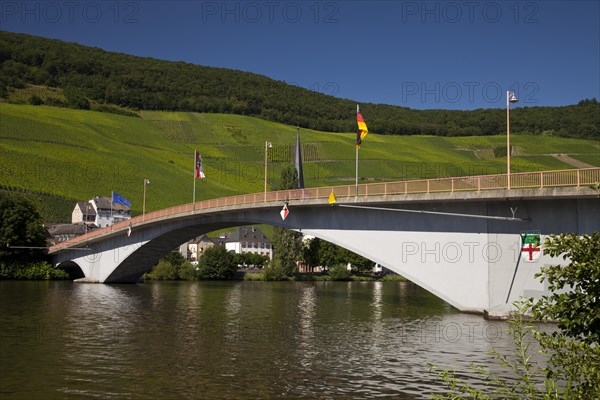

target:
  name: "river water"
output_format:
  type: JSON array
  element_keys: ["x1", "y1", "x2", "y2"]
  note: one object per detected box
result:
[{"x1": 1, "y1": 281, "x2": 521, "y2": 399}]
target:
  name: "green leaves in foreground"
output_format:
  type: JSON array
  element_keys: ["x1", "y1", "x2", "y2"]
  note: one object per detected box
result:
[
  {"x1": 431, "y1": 301, "x2": 600, "y2": 399},
  {"x1": 431, "y1": 232, "x2": 600, "y2": 399},
  {"x1": 532, "y1": 233, "x2": 600, "y2": 344},
  {"x1": 431, "y1": 303, "x2": 552, "y2": 400}
]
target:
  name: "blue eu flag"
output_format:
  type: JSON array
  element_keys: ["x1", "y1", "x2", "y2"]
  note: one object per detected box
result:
[{"x1": 112, "y1": 192, "x2": 131, "y2": 207}]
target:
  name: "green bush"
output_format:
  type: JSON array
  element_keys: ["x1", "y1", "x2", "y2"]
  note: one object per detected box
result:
[
  {"x1": 432, "y1": 232, "x2": 600, "y2": 399},
  {"x1": 146, "y1": 260, "x2": 178, "y2": 280},
  {"x1": 0, "y1": 261, "x2": 69, "y2": 280},
  {"x1": 28, "y1": 95, "x2": 43, "y2": 105},
  {"x1": 0, "y1": 191, "x2": 48, "y2": 264},
  {"x1": 263, "y1": 260, "x2": 289, "y2": 281},
  {"x1": 532, "y1": 232, "x2": 600, "y2": 344},
  {"x1": 44, "y1": 97, "x2": 67, "y2": 107},
  {"x1": 144, "y1": 252, "x2": 199, "y2": 281},
  {"x1": 272, "y1": 226, "x2": 303, "y2": 275},
  {"x1": 162, "y1": 251, "x2": 185, "y2": 267},
  {"x1": 64, "y1": 87, "x2": 90, "y2": 110},
  {"x1": 380, "y1": 275, "x2": 407, "y2": 282},
  {"x1": 432, "y1": 301, "x2": 600, "y2": 400},
  {"x1": 328, "y1": 263, "x2": 351, "y2": 281},
  {"x1": 351, "y1": 275, "x2": 374, "y2": 281},
  {"x1": 177, "y1": 261, "x2": 197, "y2": 281},
  {"x1": 197, "y1": 246, "x2": 237, "y2": 280},
  {"x1": 244, "y1": 272, "x2": 266, "y2": 281}
]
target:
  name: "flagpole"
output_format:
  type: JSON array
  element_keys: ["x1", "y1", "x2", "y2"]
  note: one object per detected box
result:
[
  {"x1": 142, "y1": 181, "x2": 146, "y2": 221},
  {"x1": 355, "y1": 104, "x2": 359, "y2": 197},
  {"x1": 193, "y1": 149, "x2": 197, "y2": 211},
  {"x1": 110, "y1": 191, "x2": 113, "y2": 223}
]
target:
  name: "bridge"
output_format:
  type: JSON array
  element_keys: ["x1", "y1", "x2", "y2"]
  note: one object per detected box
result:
[{"x1": 50, "y1": 168, "x2": 600, "y2": 317}]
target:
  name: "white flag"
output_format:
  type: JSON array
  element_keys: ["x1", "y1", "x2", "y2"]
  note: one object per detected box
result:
[{"x1": 280, "y1": 204, "x2": 289, "y2": 220}]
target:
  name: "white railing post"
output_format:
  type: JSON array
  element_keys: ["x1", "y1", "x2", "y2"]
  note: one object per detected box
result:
[
  {"x1": 577, "y1": 169, "x2": 581, "y2": 187},
  {"x1": 540, "y1": 172, "x2": 544, "y2": 189}
]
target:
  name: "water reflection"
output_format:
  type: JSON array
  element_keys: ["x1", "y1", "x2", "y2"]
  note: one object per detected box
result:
[
  {"x1": 0, "y1": 281, "x2": 523, "y2": 399},
  {"x1": 59, "y1": 284, "x2": 145, "y2": 398},
  {"x1": 296, "y1": 284, "x2": 317, "y2": 369}
]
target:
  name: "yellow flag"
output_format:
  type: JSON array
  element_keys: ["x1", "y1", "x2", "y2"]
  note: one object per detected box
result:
[{"x1": 328, "y1": 192, "x2": 337, "y2": 204}]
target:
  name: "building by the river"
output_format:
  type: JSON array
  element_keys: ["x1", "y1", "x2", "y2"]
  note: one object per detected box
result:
[
  {"x1": 217, "y1": 226, "x2": 273, "y2": 260},
  {"x1": 72, "y1": 196, "x2": 131, "y2": 228},
  {"x1": 179, "y1": 234, "x2": 216, "y2": 261}
]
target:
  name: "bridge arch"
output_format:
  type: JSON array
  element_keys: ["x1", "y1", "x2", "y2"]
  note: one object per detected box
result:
[
  {"x1": 99, "y1": 214, "x2": 468, "y2": 311},
  {"x1": 105, "y1": 218, "x2": 269, "y2": 282},
  {"x1": 56, "y1": 260, "x2": 85, "y2": 280}
]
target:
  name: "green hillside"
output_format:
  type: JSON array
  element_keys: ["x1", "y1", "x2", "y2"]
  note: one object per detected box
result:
[
  {"x1": 1, "y1": 30, "x2": 599, "y2": 138},
  {"x1": 1, "y1": 103, "x2": 598, "y2": 223}
]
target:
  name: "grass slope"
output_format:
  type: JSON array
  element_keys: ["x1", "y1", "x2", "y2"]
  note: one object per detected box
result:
[{"x1": 1, "y1": 103, "x2": 598, "y2": 222}]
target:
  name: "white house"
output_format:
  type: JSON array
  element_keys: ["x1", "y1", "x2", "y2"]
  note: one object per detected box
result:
[
  {"x1": 72, "y1": 197, "x2": 131, "y2": 228},
  {"x1": 217, "y1": 226, "x2": 273, "y2": 260},
  {"x1": 72, "y1": 202, "x2": 96, "y2": 225}
]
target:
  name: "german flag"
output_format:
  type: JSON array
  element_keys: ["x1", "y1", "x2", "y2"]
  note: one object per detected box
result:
[{"x1": 356, "y1": 113, "x2": 368, "y2": 149}]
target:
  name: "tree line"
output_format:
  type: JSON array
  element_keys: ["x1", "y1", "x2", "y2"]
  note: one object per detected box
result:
[{"x1": 1, "y1": 30, "x2": 598, "y2": 138}]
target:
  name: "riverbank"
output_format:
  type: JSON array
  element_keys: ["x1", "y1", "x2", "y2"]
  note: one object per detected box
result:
[
  {"x1": 0, "y1": 269, "x2": 407, "y2": 282},
  {"x1": 242, "y1": 271, "x2": 408, "y2": 282}
]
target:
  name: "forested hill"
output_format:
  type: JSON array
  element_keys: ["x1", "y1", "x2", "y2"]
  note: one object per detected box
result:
[{"x1": 1, "y1": 30, "x2": 598, "y2": 138}]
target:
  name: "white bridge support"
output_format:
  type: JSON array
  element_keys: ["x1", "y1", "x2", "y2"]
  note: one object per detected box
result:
[{"x1": 51, "y1": 187, "x2": 599, "y2": 317}]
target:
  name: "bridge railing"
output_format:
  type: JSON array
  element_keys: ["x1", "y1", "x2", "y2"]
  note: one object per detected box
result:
[{"x1": 49, "y1": 168, "x2": 599, "y2": 252}]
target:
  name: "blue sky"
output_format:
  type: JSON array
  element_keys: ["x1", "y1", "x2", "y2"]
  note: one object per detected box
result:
[{"x1": 1, "y1": 0, "x2": 599, "y2": 110}]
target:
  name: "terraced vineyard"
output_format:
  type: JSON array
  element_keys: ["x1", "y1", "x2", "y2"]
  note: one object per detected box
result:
[{"x1": 1, "y1": 103, "x2": 598, "y2": 222}]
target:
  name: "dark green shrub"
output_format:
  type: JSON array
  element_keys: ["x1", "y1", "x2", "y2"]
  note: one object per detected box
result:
[
  {"x1": 197, "y1": 246, "x2": 237, "y2": 280},
  {"x1": 328, "y1": 263, "x2": 351, "y2": 281},
  {"x1": 146, "y1": 260, "x2": 178, "y2": 280},
  {"x1": 0, "y1": 261, "x2": 69, "y2": 280},
  {"x1": 177, "y1": 261, "x2": 197, "y2": 280},
  {"x1": 28, "y1": 94, "x2": 43, "y2": 105},
  {"x1": 263, "y1": 259, "x2": 288, "y2": 281}
]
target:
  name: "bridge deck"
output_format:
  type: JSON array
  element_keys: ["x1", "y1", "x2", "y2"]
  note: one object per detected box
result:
[{"x1": 49, "y1": 168, "x2": 599, "y2": 253}]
